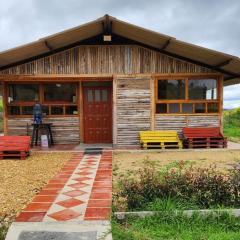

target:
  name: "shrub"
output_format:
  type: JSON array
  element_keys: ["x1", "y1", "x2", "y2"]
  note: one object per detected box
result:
[{"x1": 114, "y1": 162, "x2": 240, "y2": 211}]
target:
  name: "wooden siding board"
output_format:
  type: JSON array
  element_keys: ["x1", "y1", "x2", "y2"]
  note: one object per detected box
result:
[
  {"x1": 116, "y1": 76, "x2": 151, "y2": 146},
  {"x1": 7, "y1": 117, "x2": 80, "y2": 144},
  {"x1": 0, "y1": 45, "x2": 213, "y2": 75},
  {"x1": 155, "y1": 115, "x2": 220, "y2": 139}
]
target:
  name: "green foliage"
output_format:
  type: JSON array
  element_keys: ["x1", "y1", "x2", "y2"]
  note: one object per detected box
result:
[
  {"x1": 224, "y1": 108, "x2": 240, "y2": 141},
  {"x1": 114, "y1": 162, "x2": 240, "y2": 211},
  {"x1": 0, "y1": 226, "x2": 8, "y2": 240},
  {"x1": 112, "y1": 212, "x2": 240, "y2": 240}
]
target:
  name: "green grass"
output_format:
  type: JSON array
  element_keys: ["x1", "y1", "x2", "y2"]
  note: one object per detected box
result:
[
  {"x1": 224, "y1": 108, "x2": 240, "y2": 142},
  {"x1": 112, "y1": 212, "x2": 240, "y2": 240}
]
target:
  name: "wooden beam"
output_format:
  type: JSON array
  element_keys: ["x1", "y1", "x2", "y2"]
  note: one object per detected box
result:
[
  {"x1": 161, "y1": 38, "x2": 171, "y2": 50},
  {"x1": 2, "y1": 82, "x2": 8, "y2": 135},
  {"x1": 215, "y1": 59, "x2": 232, "y2": 68},
  {"x1": 150, "y1": 75, "x2": 155, "y2": 130},
  {"x1": 112, "y1": 75, "x2": 117, "y2": 146},
  {"x1": 0, "y1": 74, "x2": 113, "y2": 81},
  {"x1": 79, "y1": 81, "x2": 84, "y2": 143},
  {"x1": 43, "y1": 40, "x2": 53, "y2": 51}
]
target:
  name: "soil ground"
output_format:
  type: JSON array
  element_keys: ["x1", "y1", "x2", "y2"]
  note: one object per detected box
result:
[{"x1": 113, "y1": 150, "x2": 240, "y2": 181}]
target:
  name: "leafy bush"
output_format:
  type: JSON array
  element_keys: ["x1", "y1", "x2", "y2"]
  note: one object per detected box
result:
[{"x1": 113, "y1": 161, "x2": 240, "y2": 211}]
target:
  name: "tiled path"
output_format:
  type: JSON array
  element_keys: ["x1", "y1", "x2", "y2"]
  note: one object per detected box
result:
[{"x1": 15, "y1": 150, "x2": 112, "y2": 222}]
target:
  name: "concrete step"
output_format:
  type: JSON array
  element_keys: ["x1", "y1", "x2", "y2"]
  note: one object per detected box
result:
[{"x1": 5, "y1": 221, "x2": 112, "y2": 240}]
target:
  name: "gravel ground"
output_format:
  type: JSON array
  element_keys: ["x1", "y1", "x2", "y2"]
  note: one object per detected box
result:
[{"x1": 0, "y1": 152, "x2": 73, "y2": 222}]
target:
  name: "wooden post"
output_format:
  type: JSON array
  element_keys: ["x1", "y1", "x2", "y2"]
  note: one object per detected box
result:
[
  {"x1": 79, "y1": 81, "x2": 84, "y2": 142},
  {"x1": 2, "y1": 82, "x2": 8, "y2": 135},
  {"x1": 112, "y1": 75, "x2": 117, "y2": 147},
  {"x1": 150, "y1": 75, "x2": 155, "y2": 130},
  {"x1": 219, "y1": 75, "x2": 224, "y2": 133}
]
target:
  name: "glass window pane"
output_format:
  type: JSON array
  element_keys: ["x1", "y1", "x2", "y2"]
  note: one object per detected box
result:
[
  {"x1": 42, "y1": 106, "x2": 49, "y2": 116},
  {"x1": 87, "y1": 90, "x2": 93, "y2": 102},
  {"x1": 195, "y1": 103, "x2": 205, "y2": 113},
  {"x1": 189, "y1": 79, "x2": 217, "y2": 100},
  {"x1": 208, "y1": 103, "x2": 219, "y2": 113},
  {"x1": 51, "y1": 106, "x2": 63, "y2": 115},
  {"x1": 8, "y1": 84, "x2": 39, "y2": 102},
  {"x1": 22, "y1": 106, "x2": 33, "y2": 115},
  {"x1": 95, "y1": 90, "x2": 101, "y2": 102},
  {"x1": 158, "y1": 80, "x2": 185, "y2": 100},
  {"x1": 44, "y1": 84, "x2": 76, "y2": 103},
  {"x1": 156, "y1": 103, "x2": 167, "y2": 113},
  {"x1": 8, "y1": 106, "x2": 20, "y2": 115},
  {"x1": 102, "y1": 89, "x2": 108, "y2": 102},
  {"x1": 182, "y1": 103, "x2": 193, "y2": 113},
  {"x1": 65, "y1": 106, "x2": 78, "y2": 115},
  {"x1": 169, "y1": 103, "x2": 180, "y2": 113}
]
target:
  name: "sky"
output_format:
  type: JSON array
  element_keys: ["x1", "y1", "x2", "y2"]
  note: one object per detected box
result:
[{"x1": 0, "y1": 0, "x2": 240, "y2": 109}]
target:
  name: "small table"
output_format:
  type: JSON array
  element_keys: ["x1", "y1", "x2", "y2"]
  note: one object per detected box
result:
[{"x1": 31, "y1": 123, "x2": 54, "y2": 147}]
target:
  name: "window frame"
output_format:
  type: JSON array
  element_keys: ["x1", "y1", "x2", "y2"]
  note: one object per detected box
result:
[
  {"x1": 6, "y1": 82, "x2": 79, "y2": 117},
  {"x1": 155, "y1": 75, "x2": 221, "y2": 115}
]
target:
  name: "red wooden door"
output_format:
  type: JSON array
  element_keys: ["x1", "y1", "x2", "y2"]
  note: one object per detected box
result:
[{"x1": 83, "y1": 86, "x2": 112, "y2": 143}]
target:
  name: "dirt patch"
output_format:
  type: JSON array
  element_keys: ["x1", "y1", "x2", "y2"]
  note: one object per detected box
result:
[
  {"x1": 113, "y1": 150, "x2": 240, "y2": 180},
  {"x1": 0, "y1": 152, "x2": 73, "y2": 221}
]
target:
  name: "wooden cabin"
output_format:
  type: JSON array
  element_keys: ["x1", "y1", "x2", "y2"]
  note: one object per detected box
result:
[{"x1": 0, "y1": 15, "x2": 240, "y2": 147}]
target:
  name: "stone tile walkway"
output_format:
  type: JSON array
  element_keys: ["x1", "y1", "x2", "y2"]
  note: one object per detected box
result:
[{"x1": 15, "y1": 150, "x2": 112, "y2": 222}]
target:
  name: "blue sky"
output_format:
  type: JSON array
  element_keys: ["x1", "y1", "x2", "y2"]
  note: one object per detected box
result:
[{"x1": 0, "y1": 0, "x2": 239, "y2": 109}]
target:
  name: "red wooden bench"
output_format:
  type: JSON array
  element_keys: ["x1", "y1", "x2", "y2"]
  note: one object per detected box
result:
[
  {"x1": 183, "y1": 127, "x2": 227, "y2": 149},
  {"x1": 0, "y1": 136, "x2": 31, "y2": 160}
]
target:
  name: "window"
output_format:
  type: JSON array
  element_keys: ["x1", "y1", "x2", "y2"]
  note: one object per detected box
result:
[
  {"x1": 156, "y1": 76, "x2": 220, "y2": 114},
  {"x1": 158, "y1": 80, "x2": 185, "y2": 100},
  {"x1": 7, "y1": 83, "x2": 78, "y2": 116},
  {"x1": 8, "y1": 84, "x2": 39, "y2": 103},
  {"x1": 189, "y1": 79, "x2": 217, "y2": 100},
  {"x1": 44, "y1": 83, "x2": 77, "y2": 103}
]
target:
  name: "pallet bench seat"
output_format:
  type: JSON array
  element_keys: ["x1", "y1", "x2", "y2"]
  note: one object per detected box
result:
[
  {"x1": 0, "y1": 136, "x2": 31, "y2": 160},
  {"x1": 183, "y1": 127, "x2": 227, "y2": 148},
  {"x1": 140, "y1": 131, "x2": 183, "y2": 149}
]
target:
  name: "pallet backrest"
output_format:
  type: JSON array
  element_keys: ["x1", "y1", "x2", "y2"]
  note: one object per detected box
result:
[
  {"x1": 0, "y1": 136, "x2": 30, "y2": 147},
  {"x1": 183, "y1": 127, "x2": 223, "y2": 138},
  {"x1": 140, "y1": 131, "x2": 179, "y2": 141}
]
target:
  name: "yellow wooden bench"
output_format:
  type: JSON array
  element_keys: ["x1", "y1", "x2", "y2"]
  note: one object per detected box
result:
[{"x1": 139, "y1": 131, "x2": 183, "y2": 149}]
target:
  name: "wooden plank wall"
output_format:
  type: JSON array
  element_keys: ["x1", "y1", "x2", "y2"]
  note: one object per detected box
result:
[
  {"x1": 0, "y1": 45, "x2": 213, "y2": 75},
  {"x1": 155, "y1": 115, "x2": 220, "y2": 139},
  {"x1": 116, "y1": 76, "x2": 151, "y2": 146},
  {"x1": 7, "y1": 117, "x2": 80, "y2": 144}
]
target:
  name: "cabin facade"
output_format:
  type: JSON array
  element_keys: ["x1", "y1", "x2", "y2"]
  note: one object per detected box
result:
[{"x1": 0, "y1": 15, "x2": 240, "y2": 147}]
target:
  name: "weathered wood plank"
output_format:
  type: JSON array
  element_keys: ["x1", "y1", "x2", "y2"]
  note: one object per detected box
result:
[
  {"x1": 7, "y1": 117, "x2": 80, "y2": 144},
  {"x1": 0, "y1": 45, "x2": 213, "y2": 75},
  {"x1": 116, "y1": 76, "x2": 151, "y2": 146}
]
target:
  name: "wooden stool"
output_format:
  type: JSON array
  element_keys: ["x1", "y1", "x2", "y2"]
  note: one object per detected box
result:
[{"x1": 31, "y1": 123, "x2": 54, "y2": 147}]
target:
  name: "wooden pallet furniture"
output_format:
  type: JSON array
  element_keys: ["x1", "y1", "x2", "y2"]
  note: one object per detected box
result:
[
  {"x1": 183, "y1": 127, "x2": 227, "y2": 149},
  {"x1": 139, "y1": 131, "x2": 183, "y2": 149},
  {"x1": 0, "y1": 136, "x2": 31, "y2": 160}
]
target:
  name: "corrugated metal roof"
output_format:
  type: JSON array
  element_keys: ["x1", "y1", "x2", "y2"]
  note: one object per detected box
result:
[{"x1": 0, "y1": 14, "x2": 239, "y2": 85}]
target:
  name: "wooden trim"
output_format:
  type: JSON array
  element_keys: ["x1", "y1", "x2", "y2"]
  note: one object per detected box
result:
[
  {"x1": 154, "y1": 73, "x2": 222, "y2": 78},
  {"x1": 155, "y1": 113, "x2": 220, "y2": 116},
  {"x1": 0, "y1": 74, "x2": 113, "y2": 81},
  {"x1": 219, "y1": 75, "x2": 224, "y2": 132},
  {"x1": 2, "y1": 82, "x2": 8, "y2": 135},
  {"x1": 150, "y1": 76, "x2": 155, "y2": 130},
  {"x1": 154, "y1": 74, "x2": 223, "y2": 115},
  {"x1": 79, "y1": 81, "x2": 84, "y2": 142},
  {"x1": 112, "y1": 75, "x2": 117, "y2": 145}
]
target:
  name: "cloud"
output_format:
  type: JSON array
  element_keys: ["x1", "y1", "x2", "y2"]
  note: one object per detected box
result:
[{"x1": 0, "y1": 0, "x2": 240, "y2": 108}]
